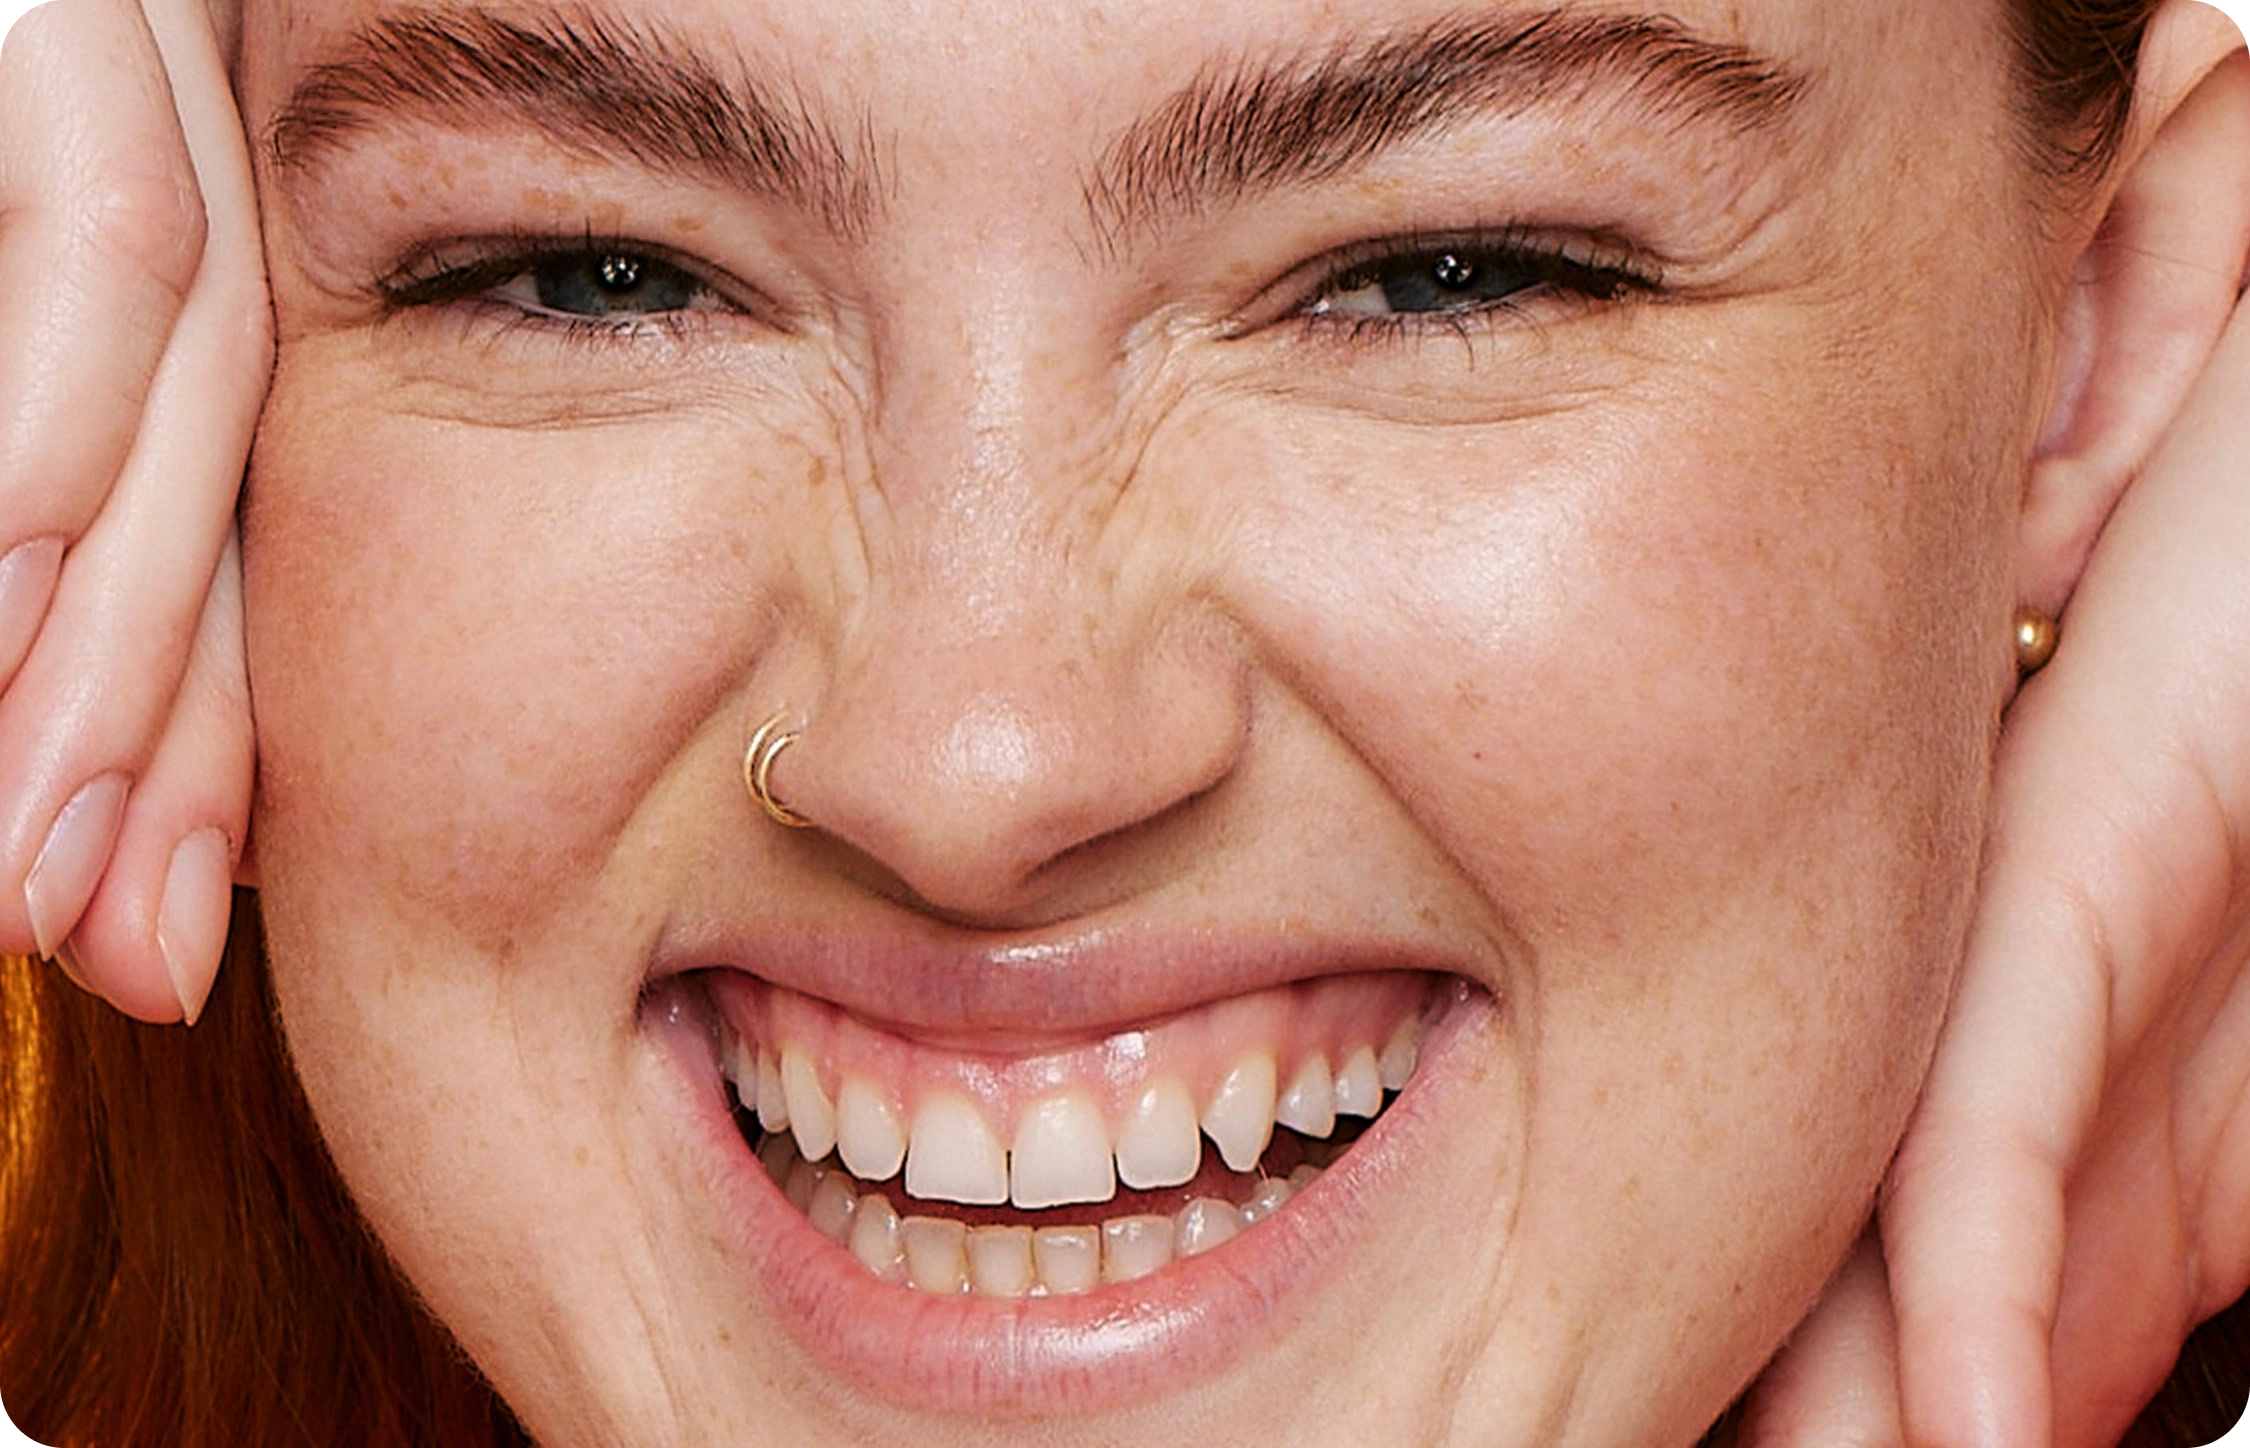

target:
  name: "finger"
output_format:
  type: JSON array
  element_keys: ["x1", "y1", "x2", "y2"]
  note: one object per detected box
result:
[
  {"x1": 2181, "y1": 967, "x2": 2250, "y2": 1320},
  {"x1": 2035, "y1": 972, "x2": 2250, "y2": 1445},
  {"x1": 2047, "y1": 1097, "x2": 2199, "y2": 1448},
  {"x1": 1888, "y1": 289, "x2": 2250, "y2": 1448},
  {"x1": 62, "y1": 531, "x2": 249, "y2": 1023},
  {"x1": 1736, "y1": 1232, "x2": 1903, "y2": 1448},
  {"x1": 2042, "y1": 290, "x2": 2250, "y2": 1446},
  {"x1": 1882, "y1": 722, "x2": 2124, "y2": 1448},
  {"x1": 0, "y1": 0, "x2": 268, "y2": 959},
  {"x1": 1886, "y1": 661, "x2": 2230, "y2": 1448},
  {"x1": 0, "y1": 0, "x2": 205, "y2": 584}
]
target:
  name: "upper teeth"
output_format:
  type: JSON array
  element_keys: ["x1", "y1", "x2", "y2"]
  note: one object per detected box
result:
[
  {"x1": 904, "y1": 1092, "x2": 1009, "y2": 1205},
  {"x1": 1115, "y1": 1079, "x2": 1200, "y2": 1189},
  {"x1": 1201, "y1": 1055, "x2": 1279, "y2": 1172},
  {"x1": 723, "y1": 1016, "x2": 1422, "y2": 1211},
  {"x1": 1009, "y1": 1091, "x2": 1117, "y2": 1208},
  {"x1": 834, "y1": 1076, "x2": 906, "y2": 1181}
]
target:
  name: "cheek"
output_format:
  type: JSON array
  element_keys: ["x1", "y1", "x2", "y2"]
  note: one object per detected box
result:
[
  {"x1": 1178, "y1": 309, "x2": 2020, "y2": 1396},
  {"x1": 1212, "y1": 361, "x2": 2009, "y2": 925},
  {"x1": 241, "y1": 360, "x2": 825, "y2": 940}
]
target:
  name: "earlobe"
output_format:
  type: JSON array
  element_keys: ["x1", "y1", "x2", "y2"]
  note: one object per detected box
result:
[{"x1": 2016, "y1": 8, "x2": 2250, "y2": 611}]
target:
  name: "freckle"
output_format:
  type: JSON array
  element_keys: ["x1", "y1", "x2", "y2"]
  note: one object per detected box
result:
[
  {"x1": 575, "y1": 1145, "x2": 590, "y2": 1166},
  {"x1": 672, "y1": 213, "x2": 708, "y2": 234}
]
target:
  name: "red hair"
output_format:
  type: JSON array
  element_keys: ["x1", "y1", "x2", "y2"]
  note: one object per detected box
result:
[{"x1": 1, "y1": 909, "x2": 526, "y2": 1446}]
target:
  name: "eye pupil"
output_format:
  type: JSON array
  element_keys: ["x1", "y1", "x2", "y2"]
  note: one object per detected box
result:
[
  {"x1": 596, "y1": 254, "x2": 644, "y2": 293},
  {"x1": 1430, "y1": 253, "x2": 1477, "y2": 290}
]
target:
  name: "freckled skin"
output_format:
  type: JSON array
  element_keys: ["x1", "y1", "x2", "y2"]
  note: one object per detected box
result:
[{"x1": 235, "y1": 0, "x2": 2066, "y2": 1443}]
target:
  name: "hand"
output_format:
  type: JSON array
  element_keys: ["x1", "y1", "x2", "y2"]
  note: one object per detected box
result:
[
  {"x1": 1733, "y1": 1232, "x2": 1905, "y2": 1448},
  {"x1": 1879, "y1": 279, "x2": 2250, "y2": 1448},
  {"x1": 1735, "y1": 284, "x2": 2250, "y2": 1448},
  {"x1": 0, "y1": 0, "x2": 268, "y2": 1023}
]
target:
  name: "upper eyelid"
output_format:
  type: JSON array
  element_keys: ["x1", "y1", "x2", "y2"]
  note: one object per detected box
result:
[
  {"x1": 1222, "y1": 227, "x2": 1662, "y2": 339},
  {"x1": 1305, "y1": 229, "x2": 1661, "y2": 297},
  {"x1": 373, "y1": 229, "x2": 1654, "y2": 344},
  {"x1": 378, "y1": 236, "x2": 780, "y2": 325}
]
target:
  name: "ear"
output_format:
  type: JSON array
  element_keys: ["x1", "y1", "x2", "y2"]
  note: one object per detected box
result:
[{"x1": 2017, "y1": 3, "x2": 2250, "y2": 612}]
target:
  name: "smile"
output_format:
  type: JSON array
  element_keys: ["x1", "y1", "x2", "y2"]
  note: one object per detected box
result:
[
  {"x1": 709, "y1": 970, "x2": 1433, "y2": 1297},
  {"x1": 645, "y1": 937, "x2": 1498, "y2": 1415}
]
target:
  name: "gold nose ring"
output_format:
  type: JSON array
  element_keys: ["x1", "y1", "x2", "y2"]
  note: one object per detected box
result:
[{"x1": 745, "y1": 712, "x2": 813, "y2": 829}]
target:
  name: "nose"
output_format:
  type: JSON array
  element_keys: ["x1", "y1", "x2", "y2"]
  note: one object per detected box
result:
[
  {"x1": 759, "y1": 300, "x2": 1248, "y2": 923},
  {"x1": 774, "y1": 575, "x2": 1246, "y2": 923}
]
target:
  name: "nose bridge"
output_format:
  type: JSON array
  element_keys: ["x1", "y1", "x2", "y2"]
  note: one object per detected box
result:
[
  {"x1": 862, "y1": 246, "x2": 1113, "y2": 559},
  {"x1": 778, "y1": 264, "x2": 1244, "y2": 920}
]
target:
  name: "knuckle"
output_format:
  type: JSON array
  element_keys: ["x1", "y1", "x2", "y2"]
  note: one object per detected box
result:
[{"x1": 83, "y1": 164, "x2": 209, "y2": 299}]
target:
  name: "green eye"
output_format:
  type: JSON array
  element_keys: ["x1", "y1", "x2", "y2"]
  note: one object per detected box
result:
[
  {"x1": 1310, "y1": 244, "x2": 1638, "y2": 321},
  {"x1": 382, "y1": 241, "x2": 731, "y2": 334},
  {"x1": 517, "y1": 251, "x2": 706, "y2": 317}
]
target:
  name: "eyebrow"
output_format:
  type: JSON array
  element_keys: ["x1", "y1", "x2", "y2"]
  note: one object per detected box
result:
[
  {"x1": 1083, "y1": 9, "x2": 1810, "y2": 245},
  {"x1": 264, "y1": 5, "x2": 876, "y2": 237}
]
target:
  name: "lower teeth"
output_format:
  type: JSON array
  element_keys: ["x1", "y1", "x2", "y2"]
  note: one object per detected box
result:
[{"x1": 751, "y1": 1125, "x2": 1341, "y2": 1297}]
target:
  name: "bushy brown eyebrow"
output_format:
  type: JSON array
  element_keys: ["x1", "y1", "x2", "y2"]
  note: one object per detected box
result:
[
  {"x1": 1083, "y1": 10, "x2": 1810, "y2": 246},
  {"x1": 264, "y1": 4, "x2": 1804, "y2": 255},
  {"x1": 264, "y1": 5, "x2": 878, "y2": 237}
]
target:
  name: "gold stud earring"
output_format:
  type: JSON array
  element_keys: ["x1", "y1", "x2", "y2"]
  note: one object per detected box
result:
[
  {"x1": 2014, "y1": 606, "x2": 2059, "y2": 675},
  {"x1": 745, "y1": 711, "x2": 813, "y2": 829}
]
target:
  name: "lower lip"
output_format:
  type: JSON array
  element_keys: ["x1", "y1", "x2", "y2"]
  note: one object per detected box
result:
[{"x1": 650, "y1": 975, "x2": 1492, "y2": 1417}]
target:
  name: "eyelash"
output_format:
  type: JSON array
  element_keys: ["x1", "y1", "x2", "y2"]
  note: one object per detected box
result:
[
  {"x1": 1285, "y1": 227, "x2": 1662, "y2": 345},
  {"x1": 377, "y1": 234, "x2": 747, "y2": 346},
  {"x1": 374, "y1": 226, "x2": 1659, "y2": 354}
]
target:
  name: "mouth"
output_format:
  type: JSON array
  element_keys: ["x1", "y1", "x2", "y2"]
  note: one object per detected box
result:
[
  {"x1": 645, "y1": 942, "x2": 1492, "y2": 1417},
  {"x1": 712, "y1": 969, "x2": 1431, "y2": 1298}
]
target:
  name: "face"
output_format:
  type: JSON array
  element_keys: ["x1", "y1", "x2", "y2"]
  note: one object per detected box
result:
[{"x1": 236, "y1": 0, "x2": 2061, "y2": 1441}]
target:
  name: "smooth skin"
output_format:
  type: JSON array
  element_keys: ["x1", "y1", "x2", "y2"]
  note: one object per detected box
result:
[{"x1": 0, "y1": 0, "x2": 2246, "y2": 1441}]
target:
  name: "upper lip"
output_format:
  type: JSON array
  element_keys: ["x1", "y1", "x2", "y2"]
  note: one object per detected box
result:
[{"x1": 648, "y1": 915, "x2": 1487, "y2": 1042}]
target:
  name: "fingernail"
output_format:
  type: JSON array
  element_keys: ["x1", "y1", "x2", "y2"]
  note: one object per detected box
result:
[
  {"x1": 48, "y1": 936, "x2": 92, "y2": 993},
  {"x1": 156, "y1": 828, "x2": 232, "y2": 1027},
  {"x1": 0, "y1": 536, "x2": 65, "y2": 681},
  {"x1": 23, "y1": 773, "x2": 130, "y2": 958}
]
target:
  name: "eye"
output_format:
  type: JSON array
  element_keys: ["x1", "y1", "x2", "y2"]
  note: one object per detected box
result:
[
  {"x1": 381, "y1": 240, "x2": 742, "y2": 335},
  {"x1": 1301, "y1": 235, "x2": 1653, "y2": 328},
  {"x1": 494, "y1": 250, "x2": 712, "y2": 319}
]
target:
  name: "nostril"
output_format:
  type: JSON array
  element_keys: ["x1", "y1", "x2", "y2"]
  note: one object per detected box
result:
[{"x1": 771, "y1": 614, "x2": 1248, "y2": 922}]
